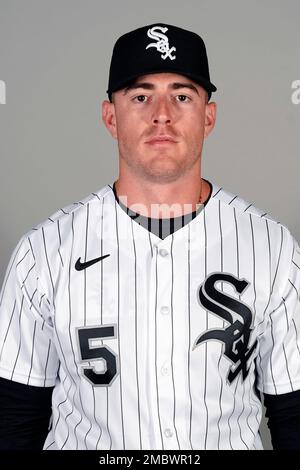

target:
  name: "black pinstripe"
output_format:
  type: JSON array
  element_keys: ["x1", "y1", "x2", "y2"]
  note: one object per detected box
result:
[
  {"x1": 187, "y1": 224, "x2": 193, "y2": 449},
  {"x1": 95, "y1": 196, "x2": 104, "y2": 449},
  {"x1": 269, "y1": 227, "x2": 284, "y2": 394},
  {"x1": 22, "y1": 263, "x2": 35, "y2": 285},
  {"x1": 29, "y1": 288, "x2": 37, "y2": 310},
  {"x1": 91, "y1": 388, "x2": 100, "y2": 449},
  {"x1": 64, "y1": 210, "x2": 89, "y2": 449},
  {"x1": 0, "y1": 300, "x2": 16, "y2": 362},
  {"x1": 256, "y1": 219, "x2": 272, "y2": 381},
  {"x1": 10, "y1": 294, "x2": 25, "y2": 381},
  {"x1": 234, "y1": 210, "x2": 249, "y2": 449},
  {"x1": 101, "y1": 196, "x2": 108, "y2": 449},
  {"x1": 293, "y1": 260, "x2": 300, "y2": 270},
  {"x1": 69, "y1": 210, "x2": 88, "y2": 449},
  {"x1": 203, "y1": 208, "x2": 209, "y2": 449},
  {"x1": 39, "y1": 293, "x2": 46, "y2": 307},
  {"x1": 239, "y1": 382, "x2": 250, "y2": 447},
  {"x1": 154, "y1": 247, "x2": 164, "y2": 449},
  {"x1": 228, "y1": 378, "x2": 241, "y2": 448},
  {"x1": 269, "y1": 309, "x2": 277, "y2": 394},
  {"x1": 289, "y1": 279, "x2": 299, "y2": 297},
  {"x1": 16, "y1": 249, "x2": 30, "y2": 267},
  {"x1": 213, "y1": 187, "x2": 223, "y2": 198},
  {"x1": 148, "y1": 231, "x2": 154, "y2": 257},
  {"x1": 247, "y1": 381, "x2": 260, "y2": 431},
  {"x1": 61, "y1": 212, "x2": 78, "y2": 449},
  {"x1": 114, "y1": 198, "x2": 125, "y2": 449},
  {"x1": 228, "y1": 195, "x2": 238, "y2": 205},
  {"x1": 42, "y1": 227, "x2": 55, "y2": 304},
  {"x1": 57, "y1": 220, "x2": 64, "y2": 267},
  {"x1": 71, "y1": 374, "x2": 84, "y2": 450},
  {"x1": 272, "y1": 227, "x2": 284, "y2": 298},
  {"x1": 246, "y1": 214, "x2": 260, "y2": 436},
  {"x1": 52, "y1": 375, "x2": 72, "y2": 442},
  {"x1": 83, "y1": 204, "x2": 89, "y2": 327},
  {"x1": 130, "y1": 219, "x2": 142, "y2": 449},
  {"x1": 256, "y1": 219, "x2": 272, "y2": 390},
  {"x1": 44, "y1": 339, "x2": 52, "y2": 387},
  {"x1": 216, "y1": 199, "x2": 224, "y2": 449},
  {"x1": 52, "y1": 314, "x2": 73, "y2": 437},
  {"x1": 83, "y1": 204, "x2": 94, "y2": 449},
  {"x1": 282, "y1": 299, "x2": 293, "y2": 391},
  {"x1": 249, "y1": 214, "x2": 257, "y2": 325},
  {"x1": 170, "y1": 234, "x2": 180, "y2": 448},
  {"x1": 27, "y1": 321, "x2": 37, "y2": 385},
  {"x1": 102, "y1": 189, "x2": 114, "y2": 450},
  {"x1": 237, "y1": 379, "x2": 249, "y2": 449},
  {"x1": 226, "y1": 207, "x2": 239, "y2": 450}
]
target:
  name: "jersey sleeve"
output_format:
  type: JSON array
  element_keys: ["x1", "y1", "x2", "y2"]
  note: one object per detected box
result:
[
  {"x1": 256, "y1": 230, "x2": 300, "y2": 395},
  {"x1": 0, "y1": 235, "x2": 59, "y2": 387}
]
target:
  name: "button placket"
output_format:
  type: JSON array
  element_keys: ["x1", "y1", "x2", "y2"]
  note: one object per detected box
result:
[{"x1": 155, "y1": 242, "x2": 177, "y2": 449}]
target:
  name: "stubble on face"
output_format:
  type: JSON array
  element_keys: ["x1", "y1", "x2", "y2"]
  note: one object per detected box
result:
[{"x1": 118, "y1": 134, "x2": 202, "y2": 184}]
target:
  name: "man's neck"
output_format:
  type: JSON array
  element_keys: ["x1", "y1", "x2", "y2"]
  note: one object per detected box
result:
[{"x1": 114, "y1": 176, "x2": 210, "y2": 219}]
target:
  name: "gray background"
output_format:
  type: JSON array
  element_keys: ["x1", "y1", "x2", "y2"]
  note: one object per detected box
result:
[{"x1": 1, "y1": 0, "x2": 300, "y2": 449}]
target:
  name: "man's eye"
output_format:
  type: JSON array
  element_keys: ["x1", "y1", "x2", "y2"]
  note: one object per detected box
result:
[
  {"x1": 133, "y1": 95, "x2": 148, "y2": 102},
  {"x1": 176, "y1": 95, "x2": 190, "y2": 102}
]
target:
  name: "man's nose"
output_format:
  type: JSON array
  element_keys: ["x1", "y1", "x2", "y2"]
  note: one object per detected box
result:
[{"x1": 151, "y1": 97, "x2": 173, "y2": 125}]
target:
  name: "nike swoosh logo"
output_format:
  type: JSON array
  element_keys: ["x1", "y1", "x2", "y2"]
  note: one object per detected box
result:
[{"x1": 75, "y1": 254, "x2": 110, "y2": 271}]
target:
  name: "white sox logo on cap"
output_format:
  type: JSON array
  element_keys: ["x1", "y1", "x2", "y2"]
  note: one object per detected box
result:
[{"x1": 146, "y1": 25, "x2": 176, "y2": 60}]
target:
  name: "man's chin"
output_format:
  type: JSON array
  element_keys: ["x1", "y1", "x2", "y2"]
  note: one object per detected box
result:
[{"x1": 140, "y1": 167, "x2": 185, "y2": 184}]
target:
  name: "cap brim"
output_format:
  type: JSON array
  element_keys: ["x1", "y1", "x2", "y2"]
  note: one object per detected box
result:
[{"x1": 107, "y1": 68, "x2": 217, "y2": 96}]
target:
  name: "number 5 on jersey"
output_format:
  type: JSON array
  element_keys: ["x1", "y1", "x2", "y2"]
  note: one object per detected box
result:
[{"x1": 77, "y1": 325, "x2": 119, "y2": 386}]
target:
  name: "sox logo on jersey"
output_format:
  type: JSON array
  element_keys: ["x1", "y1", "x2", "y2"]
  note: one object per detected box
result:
[
  {"x1": 146, "y1": 26, "x2": 176, "y2": 60},
  {"x1": 194, "y1": 272, "x2": 257, "y2": 384}
]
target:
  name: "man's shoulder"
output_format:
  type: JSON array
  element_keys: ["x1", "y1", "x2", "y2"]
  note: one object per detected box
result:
[
  {"x1": 25, "y1": 184, "x2": 114, "y2": 240},
  {"x1": 209, "y1": 180, "x2": 300, "y2": 251},
  {"x1": 210, "y1": 181, "x2": 283, "y2": 228}
]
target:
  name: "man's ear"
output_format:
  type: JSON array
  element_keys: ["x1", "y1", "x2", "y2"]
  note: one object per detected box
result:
[
  {"x1": 102, "y1": 100, "x2": 118, "y2": 139},
  {"x1": 204, "y1": 101, "x2": 217, "y2": 138}
]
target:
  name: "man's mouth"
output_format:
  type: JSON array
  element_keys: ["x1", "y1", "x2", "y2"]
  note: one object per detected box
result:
[{"x1": 145, "y1": 135, "x2": 178, "y2": 145}]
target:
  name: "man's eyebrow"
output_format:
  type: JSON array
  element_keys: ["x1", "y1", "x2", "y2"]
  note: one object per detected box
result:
[
  {"x1": 123, "y1": 82, "x2": 199, "y2": 95},
  {"x1": 171, "y1": 82, "x2": 199, "y2": 95},
  {"x1": 123, "y1": 82, "x2": 154, "y2": 94}
]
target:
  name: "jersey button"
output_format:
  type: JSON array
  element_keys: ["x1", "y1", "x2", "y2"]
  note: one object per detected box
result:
[
  {"x1": 159, "y1": 248, "x2": 169, "y2": 257},
  {"x1": 164, "y1": 428, "x2": 173, "y2": 438},
  {"x1": 160, "y1": 306, "x2": 170, "y2": 315},
  {"x1": 161, "y1": 366, "x2": 170, "y2": 376}
]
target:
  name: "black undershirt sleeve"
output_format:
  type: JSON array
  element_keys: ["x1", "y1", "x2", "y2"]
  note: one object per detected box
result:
[
  {"x1": 264, "y1": 389, "x2": 300, "y2": 450},
  {"x1": 0, "y1": 377, "x2": 54, "y2": 450}
]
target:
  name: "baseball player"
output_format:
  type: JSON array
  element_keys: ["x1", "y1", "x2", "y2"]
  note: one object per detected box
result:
[{"x1": 1, "y1": 23, "x2": 300, "y2": 450}]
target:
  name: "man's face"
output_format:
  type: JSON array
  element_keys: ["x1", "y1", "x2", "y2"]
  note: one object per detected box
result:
[{"x1": 102, "y1": 73, "x2": 216, "y2": 184}]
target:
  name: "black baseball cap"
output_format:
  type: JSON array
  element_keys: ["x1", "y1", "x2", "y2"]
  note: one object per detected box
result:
[{"x1": 106, "y1": 23, "x2": 217, "y2": 102}]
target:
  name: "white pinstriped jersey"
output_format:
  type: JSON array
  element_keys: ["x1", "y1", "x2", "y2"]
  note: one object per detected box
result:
[{"x1": 1, "y1": 180, "x2": 300, "y2": 450}]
